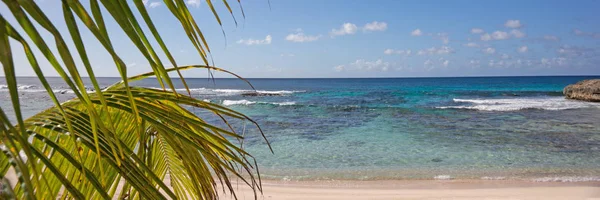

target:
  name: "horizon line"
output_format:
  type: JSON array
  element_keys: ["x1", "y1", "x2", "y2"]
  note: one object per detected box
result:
[{"x1": 4, "y1": 74, "x2": 600, "y2": 79}]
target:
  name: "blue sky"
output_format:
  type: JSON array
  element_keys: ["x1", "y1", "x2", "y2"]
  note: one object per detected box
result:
[{"x1": 2, "y1": 0, "x2": 600, "y2": 78}]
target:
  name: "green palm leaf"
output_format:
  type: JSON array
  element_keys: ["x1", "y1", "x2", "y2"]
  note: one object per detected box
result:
[{"x1": 0, "y1": 0, "x2": 268, "y2": 199}]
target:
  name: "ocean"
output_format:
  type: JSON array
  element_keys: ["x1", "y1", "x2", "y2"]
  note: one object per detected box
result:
[{"x1": 2, "y1": 76, "x2": 600, "y2": 181}]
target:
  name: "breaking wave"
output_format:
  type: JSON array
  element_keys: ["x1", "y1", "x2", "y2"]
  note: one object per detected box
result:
[
  {"x1": 222, "y1": 100, "x2": 296, "y2": 106},
  {"x1": 0, "y1": 84, "x2": 37, "y2": 90},
  {"x1": 152, "y1": 87, "x2": 305, "y2": 96},
  {"x1": 436, "y1": 97, "x2": 599, "y2": 111},
  {"x1": 531, "y1": 176, "x2": 600, "y2": 182},
  {"x1": 1, "y1": 85, "x2": 305, "y2": 96}
]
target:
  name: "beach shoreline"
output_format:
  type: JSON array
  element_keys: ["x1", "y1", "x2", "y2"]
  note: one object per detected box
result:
[
  {"x1": 221, "y1": 179, "x2": 600, "y2": 200},
  {"x1": 5, "y1": 168, "x2": 598, "y2": 199}
]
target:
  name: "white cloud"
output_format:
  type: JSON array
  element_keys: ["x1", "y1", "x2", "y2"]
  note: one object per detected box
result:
[
  {"x1": 504, "y1": 20, "x2": 522, "y2": 28},
  {"x1": 149, "y1": 2, "x2": 161, "y2": 8},
  {"x1": 280, "y1": 53, "x2": 295, "y2": 57},
  {"x1": 540, "y1": 57, "x2": 568, "y2": 67},
  {"x1": 517, "y1": 46, "x2": 528, "y2": 53},
  {"x1": 142, "y1": 0, "x2": 149, "y2": 5},
  {"x1": 417, "y1": 46, "x2": 455, "y2": 55},
  {"x1": 573, "y1": 29, "x2": 600, "y2": 39},
  {"x1": 411, "y1": 29, "x2": 423, "y2": 36},
  {"x1": 363, "y1": 21, "x2": 387, "y2": 32},
  {"x1": 352, "y1": 59, "x2": 390, "y2": 71},
  {"x1": 481, "y1": 33, "x2": 492, "y2": 41},
  {"x1": 556, "y1": 45, "x2": 595, "y2": 57},
  {"x1": 488, "y1": 59, "x2": 506, "y2": 67},
  {"x1": 442, "y1": 60, "x2": 450, "y2": 67},
  {"x1": 471, "y1": 28, "x2": 484, "y2": 34},
  {"x1": 481, "y1": 31, "x2": 511, "y2": 41},
  {"x1": 469, "y1": 60, "x2": 481, "y2": 67},
  {"x1": 336, "y1": 59, "x2": 391, "y2": 72},
  {"x1": 384, "y1": 49, "x2": 394, "y2": 55},
  {"x1": 435, "y1": 33, "x2": 450, "y2": 44},
  {"x1": 543, "y1": 35, "x2": 560, "y2": 41},
  {"x1": 186, "y1": 0, "x2": 201, "y2": 7},
  {"x1": 237, "y1": 35, "x2": 272, "y2": 45},
  {"x1": 285, "y1": 33, "x2": 321, "y2": 42},
  {"x1": 491, "y1": 31, "x2": 510, "y2": 40},
  {"x1": 421, "y1": 58, "x2": 449, "y2": 70},
  {"x1": 501, "y1": 53, "x2": 511, "y2": 59},
  {"x1": 128, "y1": 62, "x2": 137, "y2": 67},
  {"x1": 464, "y1": 42, "x2": 479, "y2": 48},
  {"x1": 330, "y1": 23, "x2": 358, "y2": 36},
  {"x1": 383, "y1": 49, "x2": 412, "y2": 56},
  {"x1": 483, "y1": 47, "x2": 496, "y2": 54},
  {"x1": 510, "y1": 29, "x2": 526, "y2": 38},
  {"x1": 424, "y1": 59, "x2": 433, "y2": 67}
]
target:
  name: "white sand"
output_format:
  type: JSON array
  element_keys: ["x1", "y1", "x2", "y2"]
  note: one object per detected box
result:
[{"x1": 219, "y1": 180, "x2": 600, "y2": 200}]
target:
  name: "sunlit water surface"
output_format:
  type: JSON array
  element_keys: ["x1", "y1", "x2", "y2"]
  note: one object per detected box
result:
[{"x1": 2, "y1": 76, "x2": 600, "y2": 181}]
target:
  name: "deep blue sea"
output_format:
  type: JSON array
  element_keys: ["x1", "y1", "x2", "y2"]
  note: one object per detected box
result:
[{"x1": 2, "y1": 76, "x2": 600, "y2": 181}]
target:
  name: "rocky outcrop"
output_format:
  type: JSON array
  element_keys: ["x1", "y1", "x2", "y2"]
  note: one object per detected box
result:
[{"x1": 563, "y1": 79, "x2": 600, "y2": 102}]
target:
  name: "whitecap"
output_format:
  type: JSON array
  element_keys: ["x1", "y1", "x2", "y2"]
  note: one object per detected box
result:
[
  {"x1": 222, "y1": 100, "x2": 256, "y2": 106},
  {"x1": 0, "y1": 84, "x2": 37, "y2": 90},
  {"x1": 222, "y1": 100, "x2": 296, "y2": 106},
  {"x1": 481, "y1": 176, "x2": 506, "y2": 180},
  {"x1": 437, "y1": 97, "x2": 598, "y2": 111},
  {"x1": 256, "y1": 90, "x2": 304, "y2": 94},
  {"x1": 272, "y1": 101, "x2": 296, "y2": 106},
  {"x1": 532, "y1": 176, "x2": 600, "y2": 182},
  {"x1": 433, "y1": 175, "x2": 453, "y2": 180},
  {"x1": 214, "y1": 89, "x2": 305, "y2": 95},
  {"x1": 109, "y1": 87, "x2": 305, "y2": 96},
  {"x1": 213, "y1": 89, "x2": 248, "y2": 93}
]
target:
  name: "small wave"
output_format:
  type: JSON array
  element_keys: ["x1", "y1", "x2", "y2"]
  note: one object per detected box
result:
[
  {"x1": 0, "y1": 84, "x2": 37, "y2": 90},
  {"x1": 156, "y1": 87, "x2": 305, "y2": 96},
  {"x1": 222, "y1": 100, "x2": 256, "y2": 106},
  {"x1": 532, "y1": 176, "x2": 600, "y2": 182},
  {"x1": 213, "y1": 89, "x2": 248, "y2": 93},
  {"x1": 433, "y1": 175, "x2": 453, "y2": 180},
  {"x1": 437, "y1": 97, "x2": 598, "y2": 111},
  {"x1": 272, "y1": 101, "x2": 296, "y2": 106},
  {"x1": 214, "y1": 89, "x2": 305, "y2": 95},
  {"x1": 2, "y1": 85, "x2": 305, "y2": 96},
  {"x1": 481, "y1": 176, "x2": 506, "y2": 180},
  {"x1": 222, "y1": 100, "x2": 296, "y2": 106}
]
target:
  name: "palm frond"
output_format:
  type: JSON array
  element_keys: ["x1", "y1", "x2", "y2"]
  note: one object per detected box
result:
[{"x1": 0, "y1": 0, "x2": 268, "y2": 199}]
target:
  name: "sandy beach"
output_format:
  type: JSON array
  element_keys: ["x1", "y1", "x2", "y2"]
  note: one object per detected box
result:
[
  {"x1": 220, "y1": 179, "x2": 600, "y2": 200},
  {"x1": 5, "y1": 168, "x2": 598, "y2": 199}
]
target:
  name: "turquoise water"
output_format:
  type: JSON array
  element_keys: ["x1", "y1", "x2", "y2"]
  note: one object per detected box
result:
[{"x1": 2, "y1": 76, "x2": 600, "y2": 181}]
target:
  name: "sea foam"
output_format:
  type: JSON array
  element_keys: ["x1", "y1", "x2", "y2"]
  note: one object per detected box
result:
[
  {"x1": 437, "y1": 97, "x2": 598, "y2": 111},
  {"x1": 433, "y1": 175, "x2": 453, "y2": 180},
  {"x1": 214, "y1": 89, "x2": 305, "y2": 95},
  {"x1": 154, "y1": 87, "x2": 305, "y2": 96},
  {"x1": 3, "y1": 84, "x2": 305, "y2": 96},
  {"x1": 532, "y1": 176, "x2": 600, "y2": 182},
  {"x1": 222, "y1": 100, "x2": 296, "y2": 106},
  {"x1": 0, "y1": 84, "x2": 36, "y2": 90}
]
